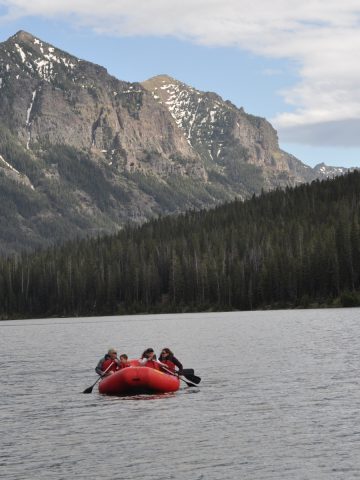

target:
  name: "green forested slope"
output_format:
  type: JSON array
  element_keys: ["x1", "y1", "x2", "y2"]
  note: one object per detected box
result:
[{"x1": 1, "y1": 171, "x2": 360, "y2": 319}]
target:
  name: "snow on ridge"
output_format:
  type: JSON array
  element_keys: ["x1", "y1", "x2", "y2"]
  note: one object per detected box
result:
[
  {"x1": 15, "y1": 43, "x2": 26, "y2": 63},
  {"x1": 34, "y1": 51, "x2": 77, "y2": 81},
  {"x1": 150, "y1": 79, "x2": 226, "y2": 156},
  {"x1": 157, "y1": 82, "x2": 201, "y2": 139},
  {"x1": 12, "y1": 38, "x2": 77, "y2": 81},
  {"x1": 0, "y1": 154, "x2": 20, "y2": 174}
]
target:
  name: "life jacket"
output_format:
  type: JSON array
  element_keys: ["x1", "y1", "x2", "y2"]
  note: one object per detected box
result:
[
  {"x1": 129, "y1": 359, "x2": 140, "y2": 367},
  {"x1": 160, "y1": 359, "x2": 176, "y2": 372},
  {"x1": 143, "y1": 359, "x2": 160, "y2": 370},
  {"x1": 118, "y1": 362, "x2": 131, "y2": 370},
  {"x1": 101, "y1": 358, "x2": 117, "y2": 373}
]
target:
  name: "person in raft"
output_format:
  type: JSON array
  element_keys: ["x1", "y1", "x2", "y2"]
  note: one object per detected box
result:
[
  {"x1": 118, "y1": 354, "x2": 131, "y2": 370},
  {"x1": 139, "y1": 348, "x2": 160, "y2": 370},
  {"x1": 158, "y1": 348, "x2": 183, "y2": 374},
  {"x1": 95, "y1": 348, "x2": 119, "y2": 376}
]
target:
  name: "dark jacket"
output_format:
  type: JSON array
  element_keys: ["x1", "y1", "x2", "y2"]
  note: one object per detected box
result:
[{"x1": 158, "y1": 354, "x2": 183, "y2": 373}]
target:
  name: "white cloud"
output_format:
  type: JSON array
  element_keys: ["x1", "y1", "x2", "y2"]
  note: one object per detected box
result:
[{"x1": 1, "y1": 0, "x2": 360, "y2": 146}]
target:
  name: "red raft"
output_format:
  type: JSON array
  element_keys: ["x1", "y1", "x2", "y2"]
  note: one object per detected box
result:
[{"x1": 98, "y1": 364, "x2": 180, "y2": 396}]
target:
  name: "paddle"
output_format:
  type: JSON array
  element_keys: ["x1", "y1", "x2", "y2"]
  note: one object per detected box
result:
[
  {"x1": 173, "y1": 368, "x2": 201, "y2": 384},
  {"x1": 182, "y1": 371, "x2": 201, "y2": 384},
  {"x1": 159, "y1": 364, "x2": 199, "y2": 388},
  {"x1": 83, "y1": 361, "x2": 115, "y2": 394}
]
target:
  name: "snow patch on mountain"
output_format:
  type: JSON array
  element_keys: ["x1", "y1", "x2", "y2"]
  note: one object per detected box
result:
[
  {"x1": 0, "y1": 153, "x2": 20, "y2": 174},
  {"x1": 0, "y1": 154, "x2": 35, "y2": 190},
  {"x1": 146, "y1": 76, "x2": 229, "y2": 161},
  {"x1": 5, "y1": 34, "x2": 78, "y2": 83},
  {"x1": 26, "y1": 90, "x2": 37, "y2": 149},
  {"x1": 157, "y1": 80, "x2": 202, "y2": 140},
  {"x1": 15, "y1": 43, "x2": 26, "y2": 63}
]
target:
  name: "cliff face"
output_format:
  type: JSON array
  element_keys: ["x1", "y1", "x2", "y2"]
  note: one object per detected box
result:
[
  {"x1": 0, "y1": 32, "x2": 348, "y2": 254},
  {"x1": 142, "y1": 75, "x2": 317, "y2": 189}
]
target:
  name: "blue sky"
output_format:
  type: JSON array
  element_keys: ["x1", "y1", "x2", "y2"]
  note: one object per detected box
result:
[{"x1": 1, "y1": 1, "x2": 360, "y2": 168}]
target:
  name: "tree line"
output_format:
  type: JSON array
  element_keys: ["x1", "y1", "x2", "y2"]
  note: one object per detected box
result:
[{"x1": 1, "y1": 171, "x2": 360, "y2": 319}]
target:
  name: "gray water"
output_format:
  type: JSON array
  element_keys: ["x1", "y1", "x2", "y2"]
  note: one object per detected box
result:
[{"x1": 1, "y1": 309, "x2": 360, "y2": 480}]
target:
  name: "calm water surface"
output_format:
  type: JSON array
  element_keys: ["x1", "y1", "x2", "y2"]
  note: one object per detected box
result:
[{"x1": 1, "y1": 309, "x2": 360, "y2": 479}]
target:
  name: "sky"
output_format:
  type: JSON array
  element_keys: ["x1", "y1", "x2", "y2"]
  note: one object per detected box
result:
[{"x1": 1, "y1": 0, "x2": 360, "y2": 168}]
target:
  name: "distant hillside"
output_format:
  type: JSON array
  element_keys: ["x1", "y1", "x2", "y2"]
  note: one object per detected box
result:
[
  {"x1": 0, "y1": 31, "x2": 349, "y2": 254},
  {"x1": 1, "y1": 170, "x2": 360, "y2": 319}
]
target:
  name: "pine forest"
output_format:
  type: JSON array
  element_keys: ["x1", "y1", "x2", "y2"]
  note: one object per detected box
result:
[{"x1": 1, "y1": 171, "x2": 360, "y2": 319}]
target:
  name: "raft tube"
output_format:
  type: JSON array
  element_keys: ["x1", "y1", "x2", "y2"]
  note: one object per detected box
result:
[{"x1": 98, "y1": 364, "x2": 180, "y2": 396}]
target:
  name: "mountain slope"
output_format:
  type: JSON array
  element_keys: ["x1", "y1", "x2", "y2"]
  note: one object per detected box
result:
[
  {"x1": 0, "y1": 31, "x2": 350, "y2": 254},
  {"x1": 1, "y1": 170, "x2": 360, "y2": 319}
]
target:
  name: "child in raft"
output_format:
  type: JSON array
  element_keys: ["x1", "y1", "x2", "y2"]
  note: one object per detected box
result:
[{"x1": 118, "y1": 354, "x2": 131, "y2": 369}]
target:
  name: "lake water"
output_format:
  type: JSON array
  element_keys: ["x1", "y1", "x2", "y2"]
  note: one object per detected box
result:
[{"x1": 1, "y1": 309, "x2": 360, "y2": 479}]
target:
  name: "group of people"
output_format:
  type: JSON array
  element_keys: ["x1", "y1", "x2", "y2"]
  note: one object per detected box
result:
[{"x1": 95, "y1": 347, "x2": 183, "y2": 377}]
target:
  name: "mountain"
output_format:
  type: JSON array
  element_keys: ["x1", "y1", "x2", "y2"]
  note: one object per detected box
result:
[
  {"x1": 312, "y1": 162, "x2": 349, "y2": 177},
  {"x1": 0, "y1": 31, "x2": 349, "y2": 254}
]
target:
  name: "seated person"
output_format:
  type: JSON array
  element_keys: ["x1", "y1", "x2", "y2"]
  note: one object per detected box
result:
[
  {"x1": 139, "y1": 348, "x2": 160, "y2": 370},
  {"x1": 158, "y1": 348, "x2": 183, "y2": 374},
  {"x1": 95, "y1": 348, "x2": 119, "y2": 376},
  {"x1": 118, "y1": 353, "x2": 131, "y2": 369}
]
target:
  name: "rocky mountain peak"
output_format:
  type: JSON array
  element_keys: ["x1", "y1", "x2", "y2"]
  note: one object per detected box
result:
[
  {"x1": 313, "y1": 162, "x2": 350, "y2": 178},
  {"x1": 1, "y1": 30, "x2": 82, "y2": 87},
  {"x1": 11, "y1": 30, "x2": 35, "y2": 43}
]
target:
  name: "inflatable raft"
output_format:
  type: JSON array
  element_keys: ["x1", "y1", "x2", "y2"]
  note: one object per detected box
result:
[{"x1": 98, "y1": 364, "x2": 180, "y2": 396}]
